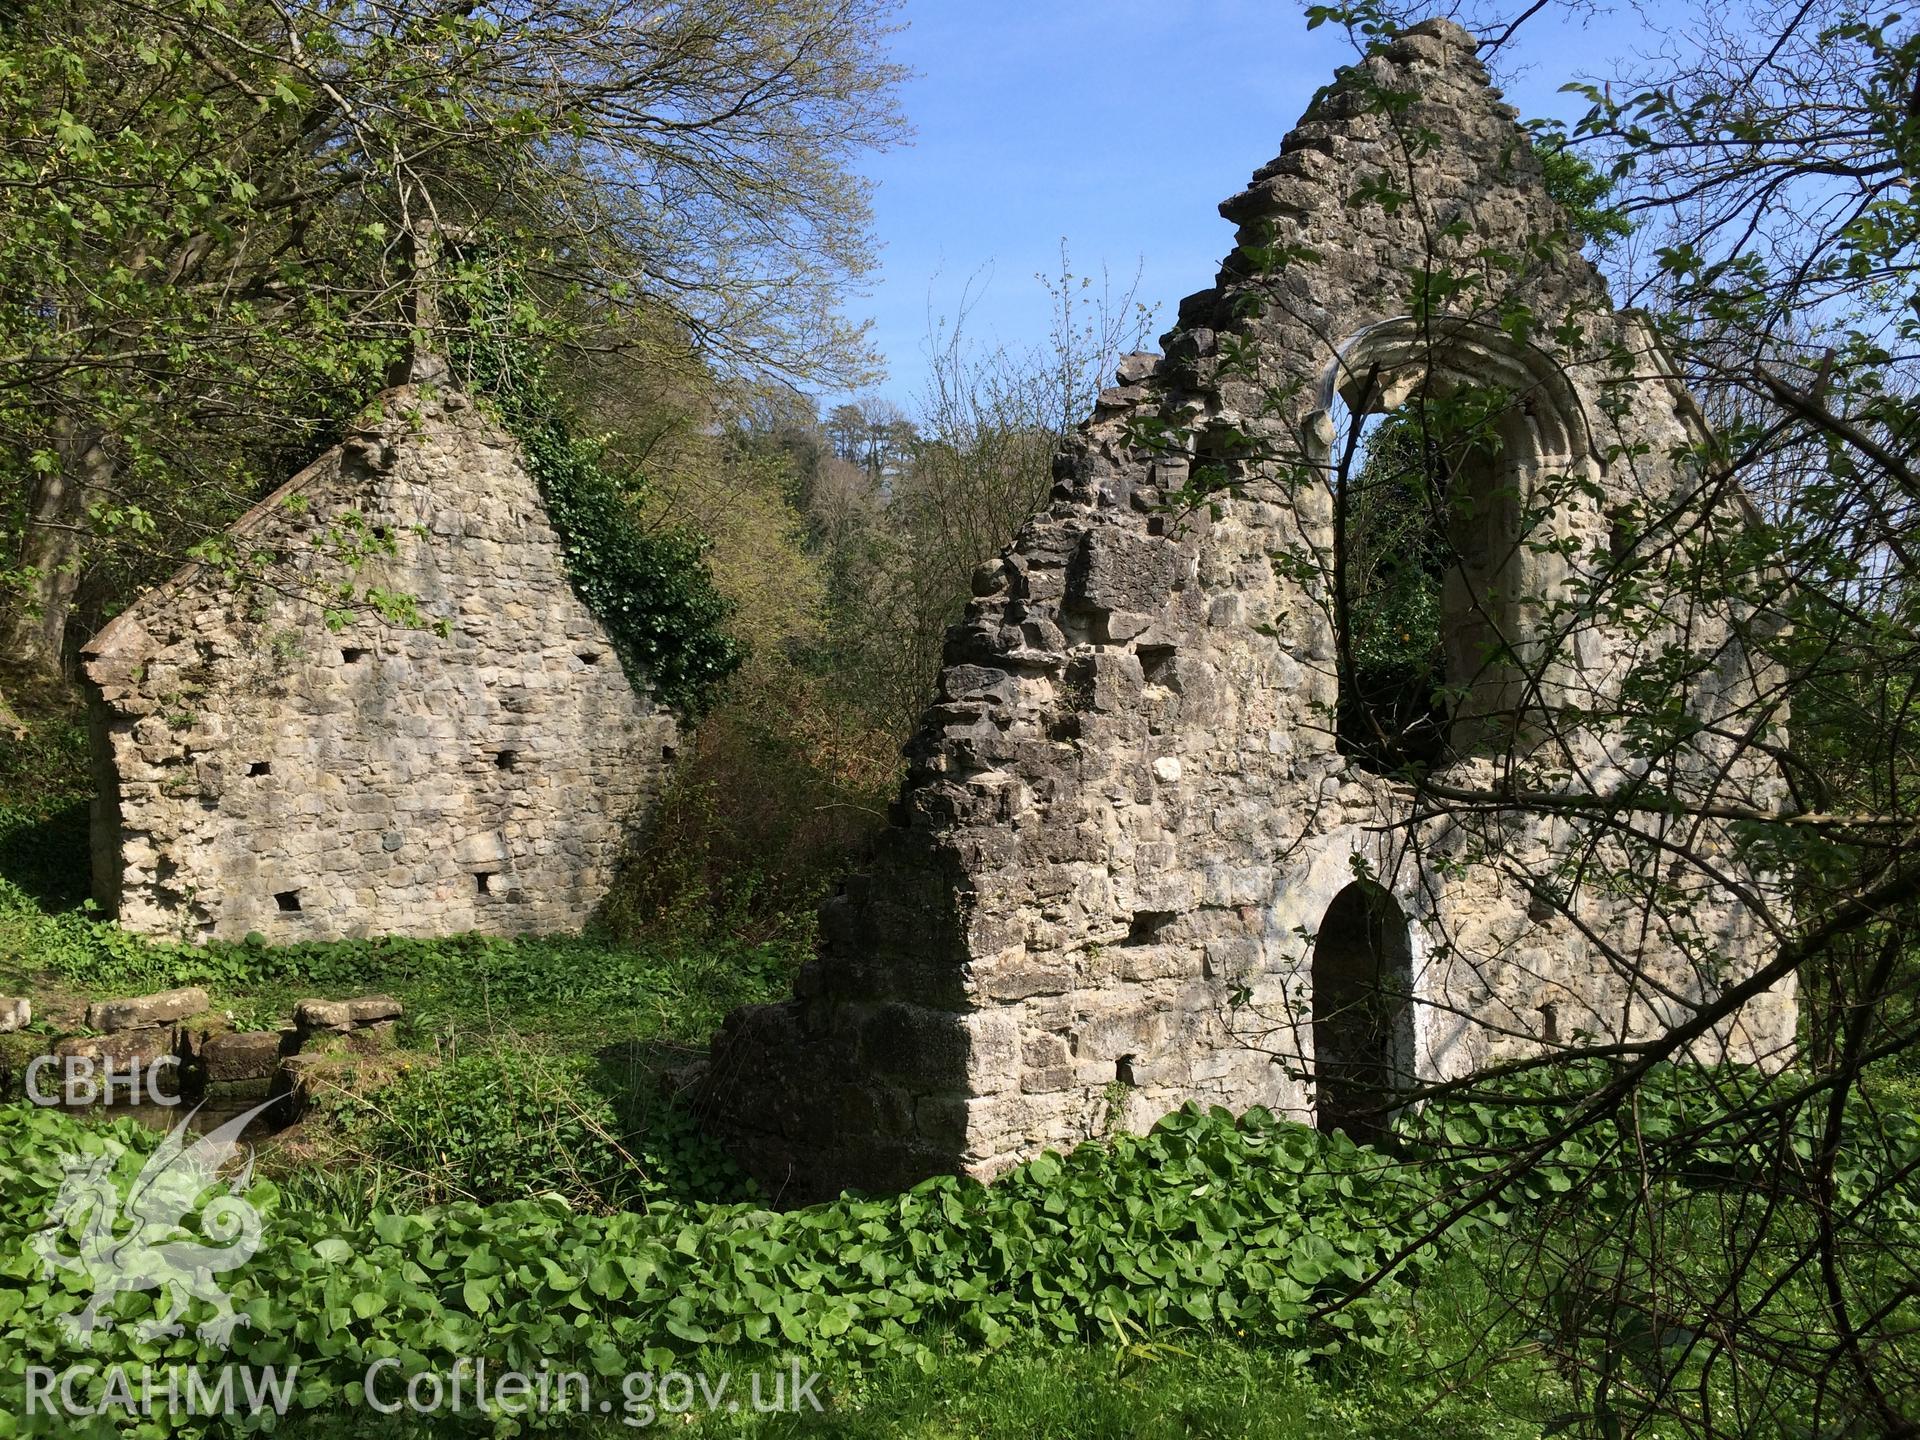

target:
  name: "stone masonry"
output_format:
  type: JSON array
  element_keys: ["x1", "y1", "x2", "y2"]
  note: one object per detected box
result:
[
  {"x1": 700, "y1": 21, "x2": 1799, "y2": 1198},
  {"x1": 82, "y1": 381, "x2": 677, "y2": 941}
]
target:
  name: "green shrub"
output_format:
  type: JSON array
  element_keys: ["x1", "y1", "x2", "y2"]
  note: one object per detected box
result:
[
  {"x1": 599, "y1": 666, "x2": 895, "y2": 944},
  {"x1": 451, "y1": 263, "x2": 740, "y2": 713}
]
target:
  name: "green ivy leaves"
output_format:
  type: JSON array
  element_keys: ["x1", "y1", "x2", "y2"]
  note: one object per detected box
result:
[{"x1": 450, "y1": 266, "x2": 741, "y2": 714}]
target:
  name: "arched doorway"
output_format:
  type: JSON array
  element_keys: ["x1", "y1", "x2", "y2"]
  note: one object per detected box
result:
[{"x1": 1311, "y1": 881, "x2": 1415, "y2": 1142}]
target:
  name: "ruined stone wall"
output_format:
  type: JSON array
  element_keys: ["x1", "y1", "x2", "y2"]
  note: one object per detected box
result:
[
  {"x1": 82, "y1": 383, "x2": 677, "y2": 942},
  {"x1": 700, "y1": 20, "x2": 1798, "y2": 1201}
]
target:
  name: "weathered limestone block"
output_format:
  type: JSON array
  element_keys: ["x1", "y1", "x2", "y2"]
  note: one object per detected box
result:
[
  {"x1": 199, "y1": 1029, "x2": 286, "y2": 1084},
  {"x1": 293, "y1": 999, "x2": 355, "y2": 1033},
  {"x1": 176, "y1": 1012, "x2": 233, "y2": 1063},
  {"x1": 276, "y1": 1051, "x2": 330, "y2": 1108},
  {"x1": 294, "y1": 995, "x2": 403, "y2": 1043},
  {"x1": 85, "y1": 987, "x2": 210, "y2": 1033},
  {"x1": 1066, "y1": 529, "x2": 1186, "y2": 617},
  {"x1": 53, "y1": 1028, "x2": 178, "y2": 1080}
]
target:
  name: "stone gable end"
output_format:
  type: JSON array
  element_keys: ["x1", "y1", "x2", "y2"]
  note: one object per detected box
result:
[
  {"x1": 697, "y1": 21, "x2": 1798, "y2": 1199},
  {"x1": 81, "y1": 384, "x2": 677, "y2": 941}
]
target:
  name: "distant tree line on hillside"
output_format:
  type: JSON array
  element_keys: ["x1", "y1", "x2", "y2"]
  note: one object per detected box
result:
[{"x1": 607, "y1": 252, "x2": 1157, "y2": 939}]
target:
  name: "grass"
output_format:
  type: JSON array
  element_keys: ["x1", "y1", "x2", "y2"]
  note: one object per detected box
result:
[
  {"x1": 259, "y1": 1277, "x2": 1565, "y2": 1438},
  {"x1": 738, "y1": 1322, "x2": 1555, "y2": 1440},
  {"x1": 0, "y1": 877, "x2": 800, "y2": 1054}
]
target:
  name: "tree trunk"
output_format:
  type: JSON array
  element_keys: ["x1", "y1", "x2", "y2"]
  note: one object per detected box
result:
[{"x1": 2, "y1": 418, "x2": 108, "y2": 678}]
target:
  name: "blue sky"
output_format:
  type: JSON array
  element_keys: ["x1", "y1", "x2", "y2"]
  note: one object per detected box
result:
[{"x1": 848, "y1": 2, "x2": 1663, "y2": 410}]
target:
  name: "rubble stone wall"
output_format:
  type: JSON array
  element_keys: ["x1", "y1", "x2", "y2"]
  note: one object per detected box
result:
[
  {"x1": 699, "y1": 20, "x2": 1798, "y2": 1199},
  {"x1": 82, "y1": 384, "x2": 677, "y2": 942}
]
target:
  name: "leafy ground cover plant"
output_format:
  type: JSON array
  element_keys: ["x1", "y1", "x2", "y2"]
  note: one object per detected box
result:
[
  {"x1": 12, "y1": 1069, "x2": 1912, "y2": 1436},
  {"x1": 0, "y1": 1103, "x2": 1443, "y2": 1437}
]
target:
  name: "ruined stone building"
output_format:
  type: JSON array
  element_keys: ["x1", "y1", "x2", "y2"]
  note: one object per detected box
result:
[
  {"x1": 701, "y1": 21, "x2": 1799, "y2": 1197},
  {"x1": 83, "y1": 380, "x2": 678, "y2": 942}
]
